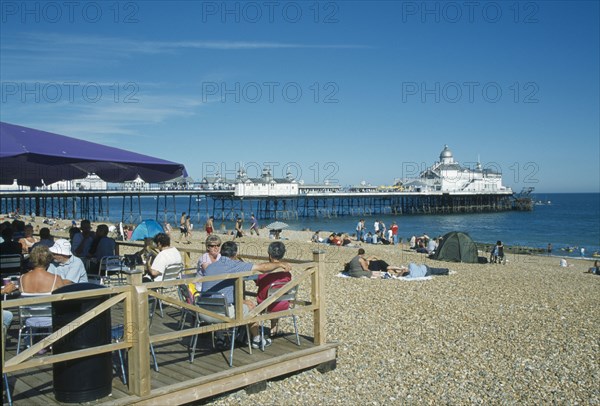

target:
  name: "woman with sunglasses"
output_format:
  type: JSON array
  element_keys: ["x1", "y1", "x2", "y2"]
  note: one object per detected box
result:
[{"x1": 195, "y1": 235, "x2": 222, "y2": 291}]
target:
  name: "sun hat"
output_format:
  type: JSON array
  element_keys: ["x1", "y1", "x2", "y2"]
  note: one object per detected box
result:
[{"x1": 49, "y1": 239, "x2": 72, "y2": 256}]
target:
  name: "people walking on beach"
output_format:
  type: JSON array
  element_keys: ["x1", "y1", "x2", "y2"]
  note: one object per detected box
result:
[
  {"x1": 547, "y1": 243, "x2": 553, "y2": 256},
  {"x1": 249, "y1": 214, "x2": 260, "y2": 236},
  {"x1": 184, "y1": 215, "x2": 192, "y2": 244},
  {"x1": 234, "y1": 217, "x2": 244, "y2": 239},
  {"x1": 356, "y1": 219, "x2": 365, "y2": 241},
  {"x1": 205, "y1": 216, "x2": 214, "y2": 235},
  {"x1": 391, "y1": 222, "x2": 399, "y2": 245},
  {"x1": 179, "y1": 212, "x2": 187, "y2": 242},
  {"x1": 163, "y1": 221, "x2": 172, "y2": 235},
  {"x1": 490, "y1": 240, "x2": 505, "y2": 264},
  {"x1": 379, "y1": 221, "x2": 386, "y2": 239}
]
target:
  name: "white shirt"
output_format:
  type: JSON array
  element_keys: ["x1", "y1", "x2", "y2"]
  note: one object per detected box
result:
[{"x1": 151, "y1": 247, "x2": 182, "y2": 281}]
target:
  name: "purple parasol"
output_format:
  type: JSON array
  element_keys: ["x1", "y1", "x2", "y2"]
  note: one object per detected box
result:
[{"x1": 0, "y1": 121, "x2": 187, "y2": 187}]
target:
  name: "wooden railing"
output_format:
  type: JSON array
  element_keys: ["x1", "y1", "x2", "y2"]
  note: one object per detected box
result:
[{"x1": 1, "y1": 250, "x2": 325, "y2": 399}]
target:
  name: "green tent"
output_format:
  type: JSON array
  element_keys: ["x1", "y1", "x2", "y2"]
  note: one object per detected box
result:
[{"x1": 430, "y1": 231, "x2": 478, "y2": 263}]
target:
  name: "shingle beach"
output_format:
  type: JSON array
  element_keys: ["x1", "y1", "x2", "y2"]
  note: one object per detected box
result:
[{"x1": 49, "y1": 222, "x2": 600, "y2": 404}]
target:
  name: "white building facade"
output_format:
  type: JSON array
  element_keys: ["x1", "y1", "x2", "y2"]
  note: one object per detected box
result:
[
  {"x1": 233, "y1": 167, "x2": 298, "y2": 197},
  {"x1": 404, "y1": 146, "x2": 511, "y2": 193}
]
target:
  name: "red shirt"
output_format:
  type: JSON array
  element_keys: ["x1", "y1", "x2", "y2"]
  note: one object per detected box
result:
[
  {"x1": 391, "y1": 224, "x2": 399, "y2": 235},
  {"x1": 256, "y1": 272, "x2": 292, "y2": 312}
]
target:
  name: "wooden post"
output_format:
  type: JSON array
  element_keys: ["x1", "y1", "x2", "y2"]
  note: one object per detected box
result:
[
  {"x1": 311, "y1": 250, "x2": 326, "y2": 345},
  {"x1": 127, "y1": 273, "x2": 151, "y2": 396},
  {"x1": 234, "y1": 276, "x2": 244, "y2": 322},
  {"x1": 183, "y1": 251, "x2": 192, "y2": 270}
]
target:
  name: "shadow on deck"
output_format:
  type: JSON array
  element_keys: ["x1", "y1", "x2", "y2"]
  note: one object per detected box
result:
[{"x1": 4, "y1": 305, "x2": 338, "y2": 406}]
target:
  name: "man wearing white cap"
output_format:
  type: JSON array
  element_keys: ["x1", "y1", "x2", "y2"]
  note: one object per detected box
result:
[{"x1": 48, "y1": 239, "x2": 88, "y2": 284}]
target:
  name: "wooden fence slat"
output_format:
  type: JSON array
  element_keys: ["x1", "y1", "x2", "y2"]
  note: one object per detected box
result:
[{"x1": 5, "y1": 293, "x2": 126, "y2": 369}]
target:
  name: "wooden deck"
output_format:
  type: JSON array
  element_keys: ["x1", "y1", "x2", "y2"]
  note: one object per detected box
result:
[
  {"x1": 2, "y1": 250, "x2": 337, "y2": 405},
  {"x1": 4, "y1": 303, "x2": 338, "y2": 405}
]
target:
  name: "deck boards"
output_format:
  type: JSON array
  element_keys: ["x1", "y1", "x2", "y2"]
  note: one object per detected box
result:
[{"x1": 3, "y1": 302, "x2": 334, "y2": 406}]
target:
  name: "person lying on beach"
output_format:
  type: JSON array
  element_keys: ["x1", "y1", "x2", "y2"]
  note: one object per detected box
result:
[
  {"x1": 345, "y1": 249, "x2": 406, "y2": 278},
  {"x1": 311, "y1": 231, "x2": 322, "y2": 243},
  {"x1": 586, "y1": 260, "x2": 599, "y2": 275},
  {"x1": 341, "y1": 234, "x2": 353, "y2": 246},
  {"x1": 398, "y1": 263, "x2": 450, "y2": 278},
  {"x1": 328, "y1": 233, "x2": 341, "y2": 246}
]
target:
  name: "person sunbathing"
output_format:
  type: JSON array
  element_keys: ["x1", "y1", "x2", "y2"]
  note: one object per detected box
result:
[{"x1": 345, "y1": 249, "x2": 406, "y2": 278}]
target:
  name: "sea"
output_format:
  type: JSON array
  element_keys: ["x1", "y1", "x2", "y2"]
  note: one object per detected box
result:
[{"x1": 101, "y1": 193, "x2": 599, "y2": 260}]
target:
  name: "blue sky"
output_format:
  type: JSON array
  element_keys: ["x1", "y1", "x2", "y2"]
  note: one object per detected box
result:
[{"x1": 1, "y1": 0, "x2": 598, "y2": 192}]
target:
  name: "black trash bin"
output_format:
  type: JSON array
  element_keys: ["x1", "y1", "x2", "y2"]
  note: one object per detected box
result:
[{"x1": 52, "y1": 283, "x2": 112, "y2": 403}]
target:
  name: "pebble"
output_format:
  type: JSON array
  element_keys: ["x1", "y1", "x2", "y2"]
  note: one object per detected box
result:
[{"x1": 110, "y1": 227, "x2": 599, "y2": 405}]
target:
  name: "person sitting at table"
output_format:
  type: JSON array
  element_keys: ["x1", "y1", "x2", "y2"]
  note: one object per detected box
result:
[
  {"x1": 20, "y1": 245, "x2": 67, "y2": 294},
  {"x1": 0, "y1": 227, "x2": 22, "y2": 255},
  {"x1": 135, "y1": 237, "x2": 159, "y2": 267},
  {"x1": 202, "y1": 241, "x2": 292, "y2": 349},
  {"x1": 195, "y1": 235, "x2": 222, "y2": 291},
  {"x1": 47, "y1": 239, "x2": 88, "y2": 284},
  {"x1": 145, "y1": 233, "x2": 182, "y2": 281},
  {"x1": 87, "y1": 224, "x2": 116, "y2": 275},
  {"x1": 88, "y1": 224, "x2": 116, "y2": 261},
  {"x1": 255, "y1": 241, "x2": 291, "y2": 337},
  {"x1": 19, "y1": 224, "x2": 38, "y2": 254},
  {"x1": 2, "y1": 282, "x2": 18, "y2": 333},
  {"x1": 31, "y1": 227, "x2": 54, "y2": 249},
  {"x1": 73, "y1": 220, "x2": 95, "y2": 257}
]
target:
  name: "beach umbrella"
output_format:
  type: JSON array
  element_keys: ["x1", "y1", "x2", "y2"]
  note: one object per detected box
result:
[
  {"x1": 0, "y1": 121, "x2": 187, "y2": 187},
  {"x1": 265, "y1": 221, "x2": 289, "y2": 230},
  {"x1": 130, "y1": 219, "x2": 164, "y2": 241}
]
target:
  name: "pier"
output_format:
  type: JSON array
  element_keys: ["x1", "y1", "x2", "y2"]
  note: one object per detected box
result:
[{"x1": 0, "y1": 189, "x2": 527, "y2": 223}]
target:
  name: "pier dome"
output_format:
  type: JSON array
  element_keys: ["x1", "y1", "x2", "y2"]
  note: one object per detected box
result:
[{"x1": 439, "y1": 145, "x2": 454, "y2": 164}]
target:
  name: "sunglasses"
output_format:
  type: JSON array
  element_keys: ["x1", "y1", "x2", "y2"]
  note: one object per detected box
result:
[{"x1": 208, "y1": 244, "x2": 220, "y2": 248}]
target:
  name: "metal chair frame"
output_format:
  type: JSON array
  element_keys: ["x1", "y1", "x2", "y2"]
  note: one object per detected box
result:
[
  {"x1": 153, "y1": 263, "x2": 183, "y2": 318},
  {"x1": 260, "y1": 281, "x2": 301, "y2": 351},
  {"x1": 189, "y1": 293, "x2": 252, "y2": 367},
  {"x1": 0, "y1": 254, "x2": 22, "y2": 276},
  {"x1": 16, "y1": 301, "x2": 53, "y2": 354},
  {"x1": 112, "y1": 296, "x2": 159, "y2": 382},
  {"x1": 98, "y1": 255, "x2": 127, "y2": 286}
]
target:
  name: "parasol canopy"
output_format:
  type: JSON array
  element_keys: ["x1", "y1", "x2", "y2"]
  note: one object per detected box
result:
[
  {"x1": 0, "y1": 121, "x2": 187, "y2": 187},
  {"x1": 265, "y1": 221, "x2": 289, "y2": 230}
]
